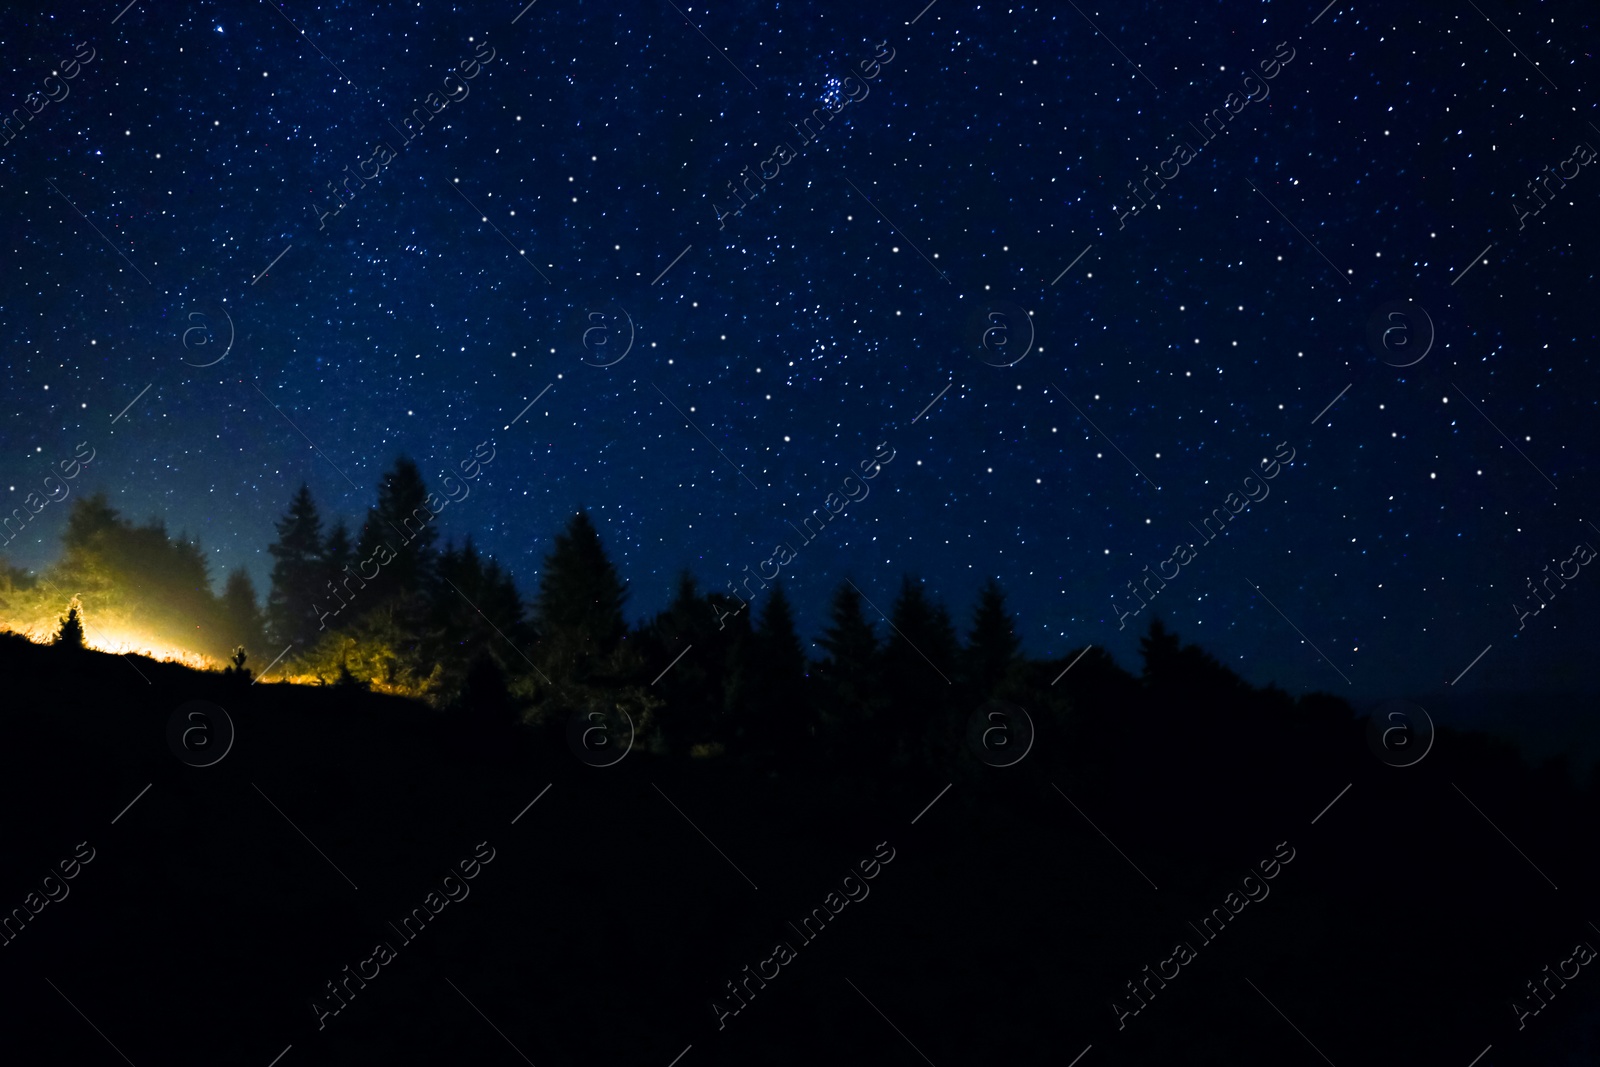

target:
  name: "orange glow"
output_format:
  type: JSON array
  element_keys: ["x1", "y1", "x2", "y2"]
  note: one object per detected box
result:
[
  {"x1": 15, "y1": 621, "x2": 216, "y2": 670},
  {"x1": 87, "y1": 629, "x2": 215, "y2": 670}
]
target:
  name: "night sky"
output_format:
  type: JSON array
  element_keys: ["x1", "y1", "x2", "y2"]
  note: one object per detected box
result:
[{"x1": 1, "y1": 0, "x2": 1595, "y2": 701}]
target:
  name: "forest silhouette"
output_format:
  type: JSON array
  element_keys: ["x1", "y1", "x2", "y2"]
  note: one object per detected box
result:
[
  {"x1": 0, "y1": 454, "x2": 1350, "y2": 767},
  {"x1": 2, "y1": 458, "x2": 1599, "y2": 1066}
]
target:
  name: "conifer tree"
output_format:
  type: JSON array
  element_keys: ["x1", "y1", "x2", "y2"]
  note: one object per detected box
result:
[
  {"x1": 60, "y1": 493, "x2": 120, "y2": 560},
  {"x1": 174, "y1": 533, "x2": 228, "y2": 655},
  {"x1": 431, "y1": 538, "x2": 481, "y2": 659},
  {"x1": 426, "y1": 537, "x2": 527, "y2": 702},
  {"x1": 320, "y1": 520, "x2": 355, "y2": 623},
  {"x1": 1139, "y1": 616, "x2": 1245, "y2": 697},
  {"x1": 964, "y1": 577, "x2": 1021, "y2": 696},
  {"x1": 534, "y1": 511, "x2": 627, "y2": 663},
  {"x1": 882, "y1": 576, "x2": 959, "y2": 768},
  {"x1": 757, "y1": 583, "x2": 805, "y2": 683},
  {"x1": 718, "y1": 599, "x2": 757, "y2": 740},
  {"x1": 220, "y1": 568, "x2": 267, "y2": 659},
  {"x1": 51, "y1": 496, "x2": 235, "y2": 659},
  {"x1": 266, "y1": 484, "x2": 325, "y2": 650},
  {"x1": 54, "y1": 602, "x2": 86, "y2": 649},
  {"x1": 479, "y1": 558, "x2": 525, "y2": 640},
  {"x1": 57, "y1": 494, "x2": 122, "y2": 618},
  {"x1": 1137, "y1": 617, "x2": 1182, "y2": 685},
  {"x1": 749, "y1": 582, "x2": 810, "y2": 761},
  {"x1": 515, "y1": 514, "x2": 659, "y2": 746},
  {"x1": 355, "y1": 457, "x2": 437, "y2": 594},
  {"x1": 816, "y1": 580, "x2": 882, "y2": 752},
  {"x1": 642, "y1": 572, "x2": 728, "y2": 753}
]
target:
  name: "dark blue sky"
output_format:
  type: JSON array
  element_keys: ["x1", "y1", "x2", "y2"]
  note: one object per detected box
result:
[{"x1": 1, "y1": 0, "x2": 1594, "y2": 700}]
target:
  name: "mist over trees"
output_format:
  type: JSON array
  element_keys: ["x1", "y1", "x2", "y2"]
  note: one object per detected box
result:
[
  {"x1": 0, "y1": 490, "x2": 246, "y2": 664},
  {"x1": 0, "y1": 455, "x2": 1356, "y2": 769}
]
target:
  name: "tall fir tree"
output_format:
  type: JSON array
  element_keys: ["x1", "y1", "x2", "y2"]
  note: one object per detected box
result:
[
  {"x1": 355, "y1": 457, "x2": 438, "y2": 595},
  {"x1": 60, "y1": 492, "x2": 121, "y2": 560},
  {"x1": 478, "y1": 558, "x2": 526, "y2": 641},
  {"x1": 57, "y1": 494, "x2": 122, "y2": 619},
  {"x1": 815, "y1": 580, "x2": 883, "y2": 755},
  {"x1": 429, "y1": 537, "x2": 526, "y2": 697},
  {"x1": 266, "y1": 485, "x2": 325, "y2": 650},
  {"x1": 641, "y1": 572, "x2": 733, "y2": 753},
  {"x1": 220, "y1": 568, "x2": 267, "y2": 660},
  {"x1": 882, "y1": 576, "x2": 960, "y2": 769},
  {"x1": 339, "y1": 459, "x2": 439, "y2": 661},
  {"x1": 964, "y1": 577, "x2": 1021, "y2": 697},
  {"x1": 748, "y1": 583, "x2": 810, "y2": 762},
  {"x1": 718, "y1": 599, "x2": 757, "y2": 741},
  {"x1": 50, "y1": 496, "x2": 238, "y2": 659},
  {"x1": 533, "y1": 511, "x2": 627, "y2": 663},
  {"x1": 1138, "y1": 615, "x2": 1245, "y2": 699},
  {"x1": 164, "y1": 530, "x2": 220, "y2": 653},
  {"x1": 1137, "y1": 616, "x2": 1182, "y2": 684},
  {"x1": 517, "y1": 513, "x2": 659, "y2": 746},
  {"x1": 319, "y1": 519, "x2": 355, "y2": 624}
]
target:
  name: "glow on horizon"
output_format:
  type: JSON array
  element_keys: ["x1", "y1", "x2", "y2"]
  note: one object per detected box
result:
[{"x1": 14, "y1": 621, "x2": 216, "y2": 670}]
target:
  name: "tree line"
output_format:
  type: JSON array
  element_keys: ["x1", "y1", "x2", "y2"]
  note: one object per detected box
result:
[{"x1": 0, "y1": 455, "x2": 1348, "y2": 769}]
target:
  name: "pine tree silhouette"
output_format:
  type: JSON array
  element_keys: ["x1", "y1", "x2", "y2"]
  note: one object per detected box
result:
[
  {"x1": 718, "y1": 599, "x2": 757, "y2": 744},
  {"x1": 341, "y1": 459, "x2": 441, "y2": 658},
  {"x1": 1138, "y1": 616, "x2": 1182, "y2": 683},
  {"x1": 1139, "y1": 616, "x2": 1244, "y2": 695},
  {"x1": 266, "y1": 485, "x2": 325, "y2": 650},
  {"x1": 964, "y1": 576, "x2": 1020, "y2": 697},
  {"x1": 320, "y1": 520, "x2": 355, "y2": 628},
  {"x1": 355, "y1": 457, "x2": 438, "y2": 599},
  {"x1": 54, "y1": 603, "x2": 86, "y2": 649},
  {"x1": 221, "y1": 569, "x2": 267, "y2": 658},
  {"x1": 816, "y1": 580, "x2": 882, "y2": 760},
  {"x1": 882, "y1": 576, "x2": 959, "y2": 768},
  {"x1": 641, "y1": 572, "x2": 727, "y2": 754},
  {"x1": 756, "y1": 584, "x2": 810, "y2": 758},
  {"x1": 534, "y1": 511, "x2": 627, "y2": 663}
]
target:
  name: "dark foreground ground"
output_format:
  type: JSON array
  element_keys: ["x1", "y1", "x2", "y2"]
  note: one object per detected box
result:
[{"x1": 2, "y1": 634, "x2": 1598, "y2": 1067}]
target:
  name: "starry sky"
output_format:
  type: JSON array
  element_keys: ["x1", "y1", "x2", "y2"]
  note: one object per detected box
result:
[{"x1": 0, "y1": 0, "x2": 1595, "y2": 701}]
